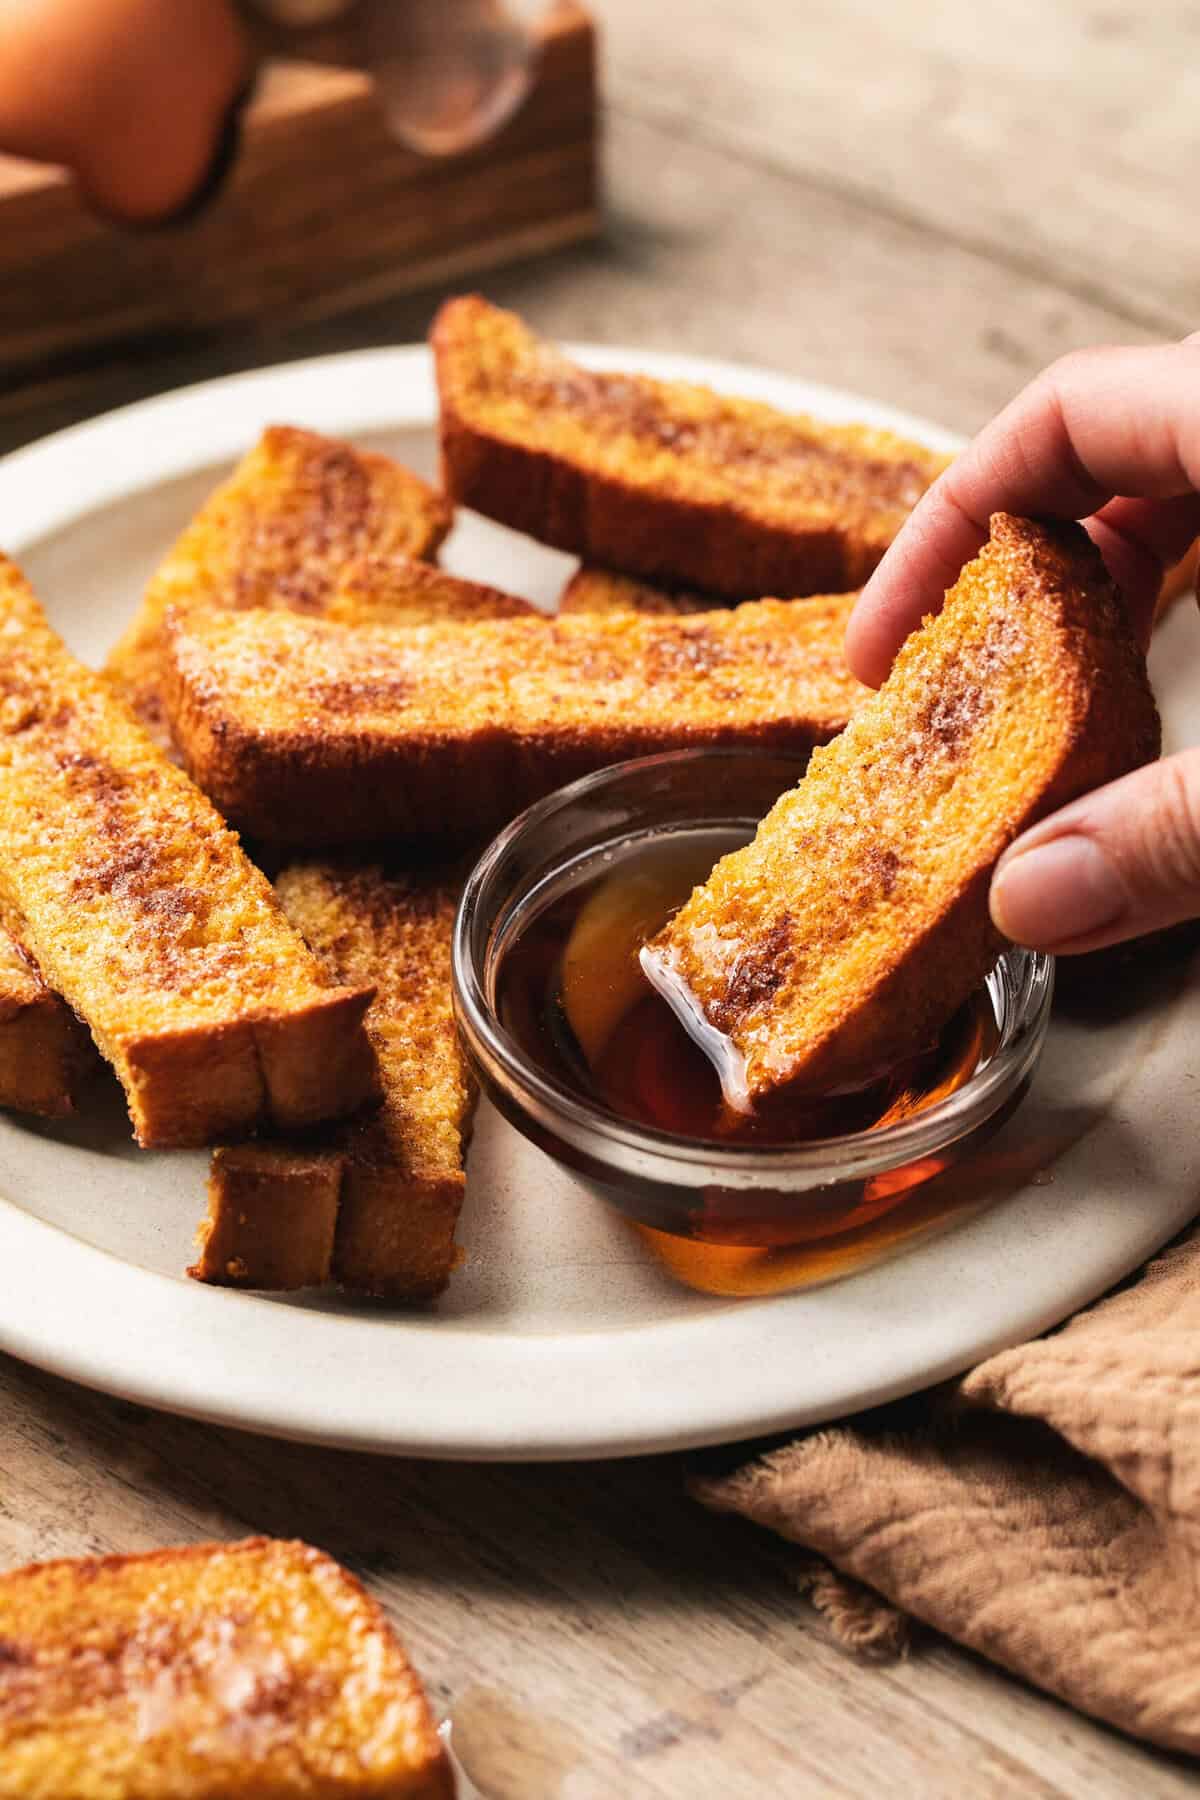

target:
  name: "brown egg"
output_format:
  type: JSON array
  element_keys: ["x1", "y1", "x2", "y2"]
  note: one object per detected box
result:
[{"x1": 0, "y1": 0, "x2": 250, "y2": 222}]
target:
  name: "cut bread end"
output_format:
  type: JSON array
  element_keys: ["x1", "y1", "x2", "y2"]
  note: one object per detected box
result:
[
  {"x1": 333, "y1": 1149, "x2": 466, "y2": 1303},
  {"x1": 120, "y1": 987, "x2": 376, "y2": 1150},
  {"x1": 191, "y1": 864, "x2": 472, "y2": 1301},
  {"x1": 190, "y1": 1146, "x2": 345, "y2": 1289},
  {"x1": 0, "y1": 927, "x2": 97, "y2": 1117}
]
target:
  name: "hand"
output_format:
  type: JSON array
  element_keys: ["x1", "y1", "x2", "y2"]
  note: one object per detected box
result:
[{"x1": 845, "y1": 339, "x2": 1200, "y2": 956}]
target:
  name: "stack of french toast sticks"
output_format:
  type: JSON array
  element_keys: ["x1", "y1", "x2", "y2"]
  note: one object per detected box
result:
[{"x1": 0, "y1": 295, "x2": 1157, "y2": 1303}]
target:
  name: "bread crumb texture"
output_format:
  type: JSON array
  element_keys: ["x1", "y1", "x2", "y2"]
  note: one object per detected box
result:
[
  {"x1": 653, "y1": 515, "x2": 1160, "y2": 1105},
  {"x1": 433, "y1": 295, "x2": 949, "y2": 595},
  {"x1": 105, "y1": 425, "x2": 451, "y2": 743},
  {"x1": 191, "y1": 863, "x2": 472, "y2": 1301},
  {"x1": 163, "y1": 597, "x2": 867, "y2": 844},
  {"x1": 0, "y1": 555, "x2": 376, "y2": 1145},
  {"x1": 0, "y1": 1537, "x2": 452, "y2": 1798},
  {"x1": 557, "y1": 566, "x2": 725, "y2": 616},
  {"x1": 279, "y1": 863, "x2": 472, "y2": 1299}
]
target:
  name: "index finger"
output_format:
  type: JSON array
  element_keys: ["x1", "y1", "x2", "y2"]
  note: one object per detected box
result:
[{"x1": 845, "y1": 339, "x2": 1200, "y2": 687}]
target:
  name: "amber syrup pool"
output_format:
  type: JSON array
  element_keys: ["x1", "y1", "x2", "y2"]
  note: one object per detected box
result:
[{"x1": 496, "y1": 828, "x2": 1000, "y2": 1296}]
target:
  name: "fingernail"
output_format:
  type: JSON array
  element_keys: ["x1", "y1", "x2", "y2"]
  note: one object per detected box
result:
[{"x1": 991, "y1": 835, "x2": 1127, "y2": 946}]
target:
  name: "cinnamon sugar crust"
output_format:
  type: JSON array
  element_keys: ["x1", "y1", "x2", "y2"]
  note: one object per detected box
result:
[
  {"x1": 649, "y1": 515, "x2": 1160, "y2": 1110},
  {"x1": 433, "y1": 296, "x2": 948, "y2": 597}
]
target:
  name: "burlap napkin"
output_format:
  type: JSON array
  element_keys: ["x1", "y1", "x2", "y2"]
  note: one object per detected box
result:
[{"x1": 694, "y1": 1225, "x2": 1200, "y2": 1754}]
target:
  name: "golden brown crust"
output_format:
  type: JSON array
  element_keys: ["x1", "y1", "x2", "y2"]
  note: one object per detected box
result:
[
  {"x1": 287, "y1": 865, "x2": 471, "y2": 1302},
  {"x1": 190, "y1": 866, "x2": 472, "y2": 1303},
  {"x1": 162, "y1": 597, "x2": 865, "y2": 847},
  {"x1": 104, "y1": 426, "x2": 452, "y2": 747},
  {"x1": 650, "y1": 515, "x2": 1161, "y2": 1108},
  {"x1": 0, "y1": 928, "x2": 97, "y2": 1116},
  {"x1": 331, "y1": 553, "x2": 536, "y2": 625},
  {"x1": 0, "y1": 557, "x2": 378, "y2": 1148},
  {"x1": 557, "y1": 565, "x2": 724, "y2": 616},
  {"x1": 433, "y1": 296, "x2": 948, "y2": 598},
  {"x1": 0, "y1": 1536, "x2": 453, "y2": 1798},
  {"x1": 333, "y1": 1167, "x2": 466, "y2": 1302},
  {"x1": 190, "y1": 1146, "x2": 344, "y2": 1289}
]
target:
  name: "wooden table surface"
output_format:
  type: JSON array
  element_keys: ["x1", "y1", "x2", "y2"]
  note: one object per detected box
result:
[{"x1": 2, "y1": 5, "x2": 1197, "y2": 1794}]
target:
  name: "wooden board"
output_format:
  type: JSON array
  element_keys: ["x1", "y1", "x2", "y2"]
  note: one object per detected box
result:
[{"x1": 0, "y1": 1, "x2": 598, "y2": 384}]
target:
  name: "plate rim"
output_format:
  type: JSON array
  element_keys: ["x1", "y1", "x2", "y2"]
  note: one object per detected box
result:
[{"x1": 0, "y1": 341, "x2": 1193, "y2": 1462}]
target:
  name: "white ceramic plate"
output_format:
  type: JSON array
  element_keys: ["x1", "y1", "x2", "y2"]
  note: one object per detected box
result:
[{"x1": 0, "y1": 344, "x2": 1196, "y2": 1461}]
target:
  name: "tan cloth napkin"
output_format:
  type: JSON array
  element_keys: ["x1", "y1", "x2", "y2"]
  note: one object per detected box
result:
[{"x1": 694, "y1": 1226, "x2": 1200, "y2": 1754}]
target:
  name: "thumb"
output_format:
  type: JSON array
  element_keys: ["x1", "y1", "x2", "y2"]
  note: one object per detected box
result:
[{"x1": 990, "y1": 748, "x2": 1200, "y2": 954}]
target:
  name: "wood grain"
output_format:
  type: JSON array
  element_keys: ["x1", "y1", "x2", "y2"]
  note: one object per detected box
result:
[
  {"x1": 600, "y1": 0, "x2": 1200, "y2": 335},
  {"x1": 0, "y1": 4, "x2": 1195, "y2": 1793},
  {"x1": 2, "y1": 1358, "x2": 1196, "y2": 1798}
]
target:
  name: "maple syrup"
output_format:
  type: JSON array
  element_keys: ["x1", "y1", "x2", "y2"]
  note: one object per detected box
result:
[
  {"x1": 494, "y1": 826, "x2": 1006, "y2": 1294},
  {"x1": 498, "y1": 829, "x2": 994, "y2": 1144}
]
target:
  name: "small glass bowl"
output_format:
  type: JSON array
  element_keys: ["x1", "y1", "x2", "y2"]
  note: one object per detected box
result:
[{"x1": 452, "y1": 749, "x2": 1054, "y2": 1287}]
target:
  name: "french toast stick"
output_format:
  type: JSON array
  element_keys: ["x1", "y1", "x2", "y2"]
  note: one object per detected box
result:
[
  {"x1": 190, "y1": 1144, "x2": 345, "y2": 1290},
  {"x1": 0, "y1": 1537, "x2": 452, "y2": 1799},
  {"x1": 0, "y1": 557, "x2": 378, "y2": 1148},
  {"x1": 557, "y1": 565, "x2": 723, "y2": 616},
  {"x1": 645, "y1": 516, "x2": 1160, "y2": 1112},
  {"x1": 105, "y1": 426, "x2": 452, "y2": 746},
  {"x1": 0, "y1": 508, "x2": 472, "y2": 1124},
  {"x1": 191, "y1": 865, "x2": 471, "y2": 1301},
  {"x1": 433, "y1": 296, "x2": 949, "y2": 597},
  {"x1": 291, "y1": 863, "x2": 471, "y2": 1300},
  {"x1": 0, "y1": 928, "x2": 97, "y2": 1117},
  {"x1": 163, "y1": 597, "x2": 865, "y2": 846},
  {"x1": 331, "y1": 551, "x2": 535, "y2": 624},
  {"x1": 557, "y1": 565, "x2": 869, "y2": 620},
  {"x1": 190, "y1": 558, "x2": 521, "y2": 1293}
]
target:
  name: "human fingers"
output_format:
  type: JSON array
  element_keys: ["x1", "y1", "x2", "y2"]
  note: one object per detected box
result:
[
  {"x1": 1081, "y1": 492, "x2": 1200, "y2": 647},
  {"x1": 990, "y1": 746, "x2": 1200, "y2": 954},
  {"x1": 846, "y1": 340, "x2": 1200, "y2": 687}
]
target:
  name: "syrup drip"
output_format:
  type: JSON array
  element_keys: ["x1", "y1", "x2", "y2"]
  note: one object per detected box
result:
[
  {"x1": 500, "y1": 834, "x2": 991, "y2": 1147},
  {"x1": 495, "y1": 829, "x2": 999, "y2": 1294},
  {"x1": 638, "y1": 942, "x2": 754, "y2": 1115}
]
